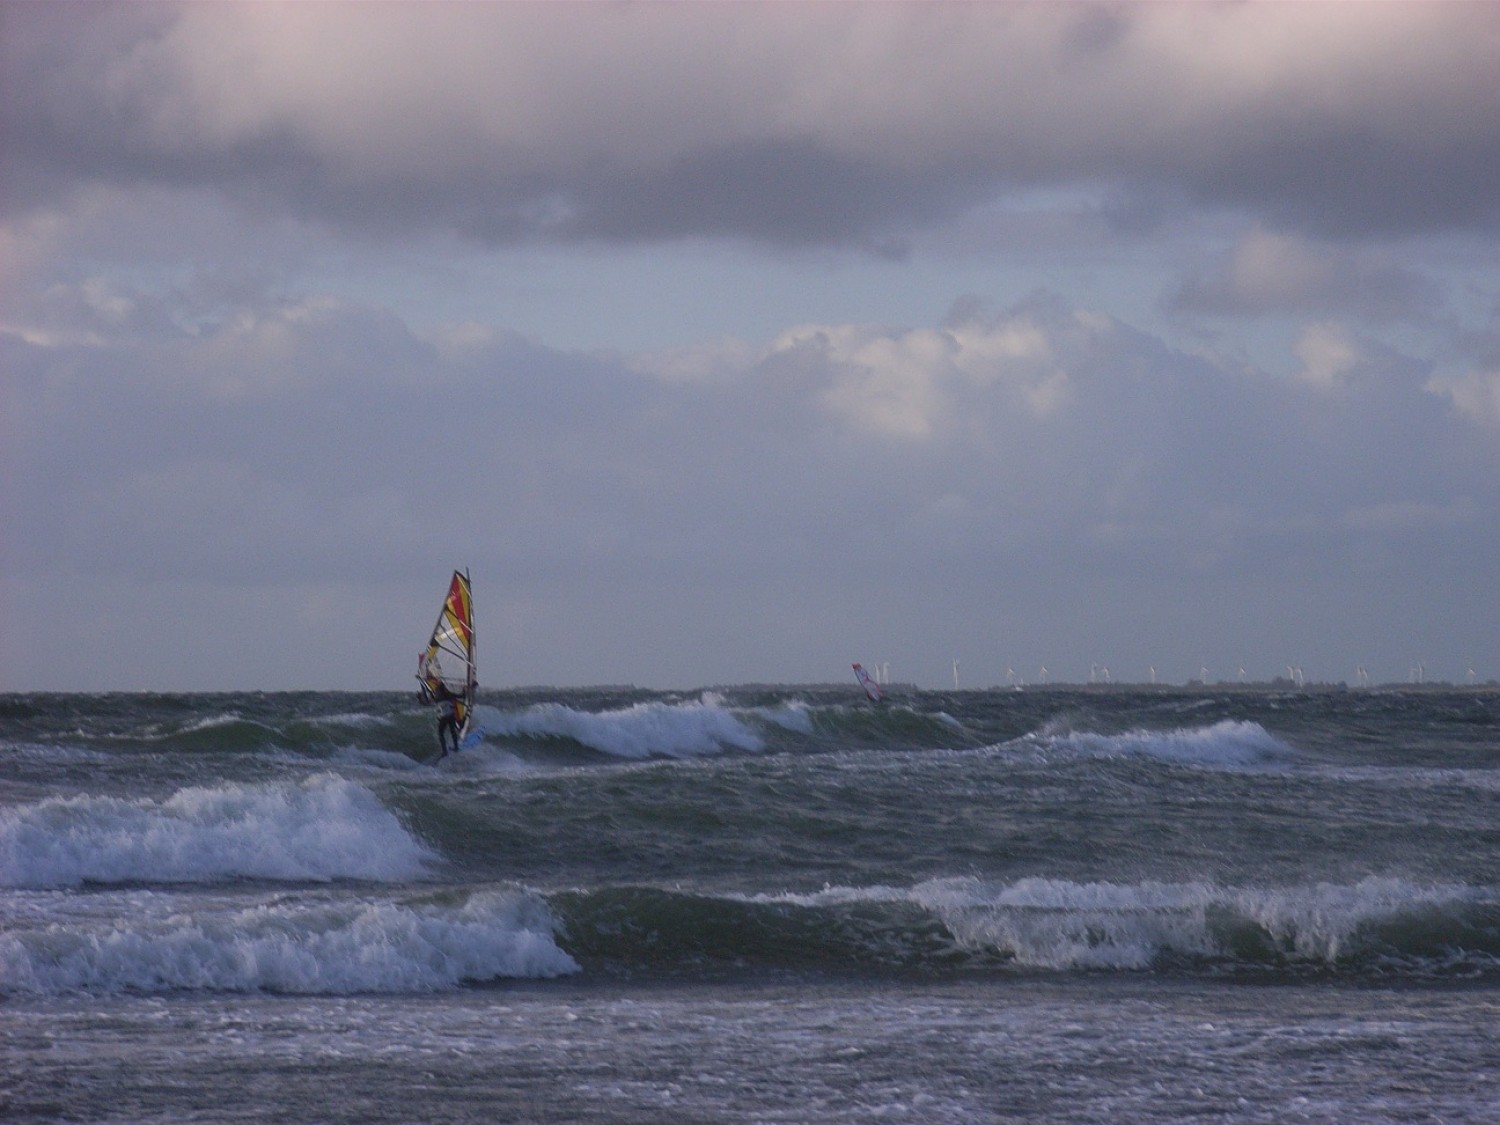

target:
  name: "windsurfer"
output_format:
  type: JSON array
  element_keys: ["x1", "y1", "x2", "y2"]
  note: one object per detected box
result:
[
  {"x1": 415, "y1": 570, "x2": 476, "y2": 760},
  {"x1": 435, "y1": 691, "x2": 462, "y2": 757},
  {"x1": 417, "y1": 655, "x2": 464, "y2": 757}
]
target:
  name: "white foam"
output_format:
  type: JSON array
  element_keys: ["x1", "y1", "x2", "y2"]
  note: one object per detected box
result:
[
  {"x1": 177, "y1": 712, "x2": 254, "y2": 734},
  {"x1": 752, "y1": 700, "x2": 816, "y2": 735},
  {"x1": 0, "y1": 773, "x2": 435, "y2": 888},
  {"x1": 1, "y1": 741, "x2": 110, "y2": 764},
  {"x1": 750, "y1": 875, "x2": 1494, "y2": 971},
  {"x1": 431, "y1": 743, "x2": 541, "y2": 778},
  {"x1": 1, "y1": 888, "x2": 579, "y2": 994},
  {"x1": 933, "y1": 875, "x2": 1500, "y2": 969},
  {"x1": 1046, "y1": 719, "x2": 1294, "y2": 767},
  {"x1": 476, "y1": 693, "x2": 764, "y2": 758}
]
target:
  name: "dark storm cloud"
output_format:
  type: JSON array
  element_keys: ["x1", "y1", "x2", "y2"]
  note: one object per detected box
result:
[
  {"x1": 5, "y1": 2, "x2": 1498, "y2": 246},
  {"x1": 563, "y1": 138, "x2": 984, "y2": 250}
]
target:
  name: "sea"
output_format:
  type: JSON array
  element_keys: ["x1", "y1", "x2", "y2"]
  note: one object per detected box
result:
[{"x1": 3, "y1": 685, "x2": 1499, "y2": 1122}]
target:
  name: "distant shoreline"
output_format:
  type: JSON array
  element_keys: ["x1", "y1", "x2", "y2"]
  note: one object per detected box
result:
[
  {"x1": 719, "y1": 680, "x2": 1500, "y2": 695},
  {"x1": 5, "y1": 681, "x2": 1499, "y2": 697}
]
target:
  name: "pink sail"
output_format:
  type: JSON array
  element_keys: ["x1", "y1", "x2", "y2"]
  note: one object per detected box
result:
[{"x1": 852, "y1": 662, "x2": 882, "y2": 703}]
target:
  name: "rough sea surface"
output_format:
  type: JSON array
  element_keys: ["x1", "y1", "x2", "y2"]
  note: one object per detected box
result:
[{"x1": 4, "y1": 686, "x2": 1499, "y2": 1121}]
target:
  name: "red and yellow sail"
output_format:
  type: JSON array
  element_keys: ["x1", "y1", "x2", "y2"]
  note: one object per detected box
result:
[{"x1": 418, "y1": 570, "x2": 476, "y2": 732}]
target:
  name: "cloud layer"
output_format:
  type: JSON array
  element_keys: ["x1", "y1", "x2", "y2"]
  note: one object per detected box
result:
[
  {"x1": 6, "y1": 278, "x2": 1496, "y2": 688},
  {"x1": 3, "y1": 3, "x2": 1499, "y2": 689},
  {"x1": 7, "y1": 3, "x2": 1500, "y2": 245}
]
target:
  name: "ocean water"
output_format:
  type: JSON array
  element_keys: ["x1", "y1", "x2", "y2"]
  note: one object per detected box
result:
[{"x1": 4, "y1": 686, "x2": 1499, "y2": 1121}]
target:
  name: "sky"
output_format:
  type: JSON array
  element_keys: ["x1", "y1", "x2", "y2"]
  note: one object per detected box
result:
[{"x1": 3, "y1": 1, "x2": 1500, "y2": 692}]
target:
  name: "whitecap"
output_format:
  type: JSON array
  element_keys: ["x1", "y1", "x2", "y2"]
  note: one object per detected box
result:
[
  {"x1": 475, "y1": 694, "x2": 764, "y2": 758},
  {"x1": 1, "y1": 887, "x2": 578, "y2": 994},
  {"x1": 0, "y1": 773, "x2": 434, "y2": 888}
]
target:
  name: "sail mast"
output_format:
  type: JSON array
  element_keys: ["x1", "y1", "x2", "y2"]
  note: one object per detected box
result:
[{"x1": 463, "y1": 568, "x2": 475, "y2": 699}]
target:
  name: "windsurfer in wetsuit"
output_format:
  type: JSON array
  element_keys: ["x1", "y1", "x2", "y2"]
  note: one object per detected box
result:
[
  {"x1": 437, "y1": 684, "x2": 464, "y2": 756},
  {"x1": 417, "y1": 656, "x2": 464, "y2": 757}
]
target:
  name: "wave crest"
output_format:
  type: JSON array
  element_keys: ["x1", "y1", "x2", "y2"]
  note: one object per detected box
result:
[
  {"x1": 902, "y1": 875, "x2": 1498, "y2": 971},
  {"x1": 0, "y1": 774, "x2": 434, "y2": 888},
  {"x1": 477, "y1": 693, "x2": 765, "y2": 758},
  {"x1": 1041, "y1": 719, "x2": 1294, "y2": 767},
  {"x1": 566, "y1": 876, "x2": 1500, "y2": 977},
  {"x1": 3, "y1": 888, "x2": 578, "y2": 994}
]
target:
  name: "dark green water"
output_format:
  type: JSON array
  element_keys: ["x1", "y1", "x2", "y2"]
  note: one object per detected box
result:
[{"x1": 5, "y1": 687, "x2": 1500, "y2": 1119}]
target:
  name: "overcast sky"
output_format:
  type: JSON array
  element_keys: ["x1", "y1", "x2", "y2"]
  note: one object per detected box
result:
[{"x1": 4, "y1": 2, "x2": 1500, "y2": 691}]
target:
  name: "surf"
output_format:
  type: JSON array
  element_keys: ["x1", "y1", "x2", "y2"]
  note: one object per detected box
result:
[
  {"x1": 0, "y1": 774, "x2": 434, "y2": 888},
  {"x1": 1025, "y1": 718, "x2": 1296, "y2": 768},
  {"x1": 2, "y1": 886, "x2": 578, "y2": 995},
  {"x1": 473, "y1": 693, "x2": 770, "y2": 759},
  {"x1": 540, "y1": 875, "x2": 1500, "y2": 979}
]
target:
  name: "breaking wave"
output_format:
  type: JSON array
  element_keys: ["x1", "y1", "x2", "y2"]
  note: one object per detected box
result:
[
  {"x1": 0, "y1": 774, "x2": 434, "y2": 888},
  {"x1": 553, "y1": 876, "x2": 1500, "y2": 978},
  {"x1": 2, "y1": 888, "x2": 578, "y2": 995},
  {"x1": 475, "y1": 693, "x2": 768, "y2": 758},
  {"x1": 1036, "y1": 719, "x2": 1295, "y2": 767},
  {"x1": 835, "y1": 875, "x2": 1498, "y2": 972}
]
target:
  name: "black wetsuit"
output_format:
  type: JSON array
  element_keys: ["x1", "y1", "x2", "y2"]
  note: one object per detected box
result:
[
  {"x1": 437, "y1": 701, "x2": 460, "y2": 756},
  {"x1": 421, "y1": 681, "x2": 463, "y2": 756}
]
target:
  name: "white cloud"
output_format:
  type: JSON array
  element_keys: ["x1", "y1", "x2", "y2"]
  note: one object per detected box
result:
[
  {"x1": 1293, "y1": 322, "x2": 1361, "y2": 391},
  {"x1": 1427, "y1": 369, "x2": 1500, "y2": 428},
  {"x1": 764, "y1": 313, "x2": 1076, "y2": 442},
  {"x1": 1172, "y1": 230, "x2": 1440, "y2": 322}
]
